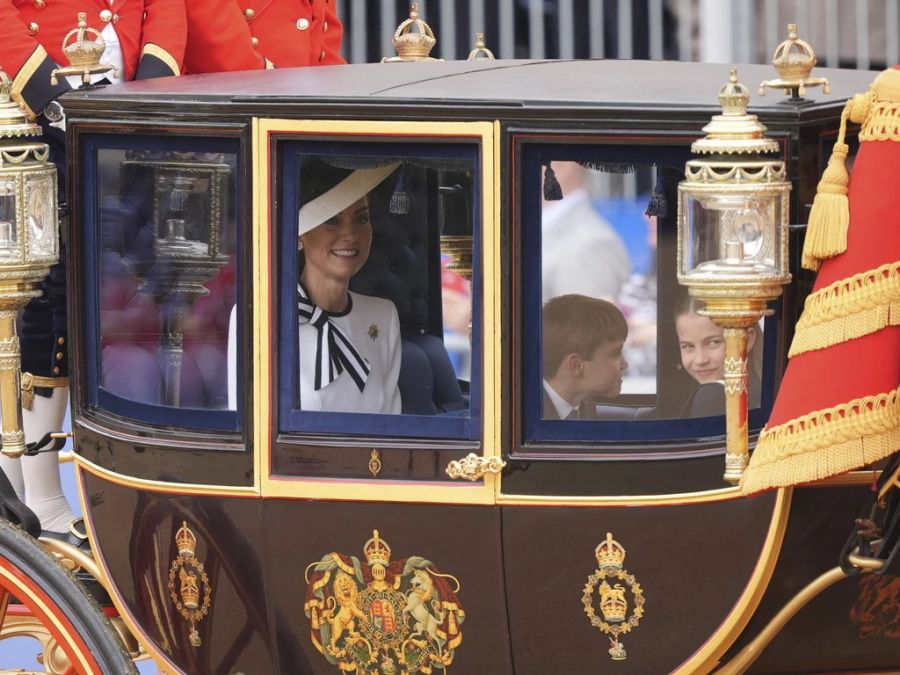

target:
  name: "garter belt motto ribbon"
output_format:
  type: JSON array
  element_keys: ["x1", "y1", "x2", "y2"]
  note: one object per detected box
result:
[{"x1": 298, "y1": 283, "x2": 370, "y2": 392}]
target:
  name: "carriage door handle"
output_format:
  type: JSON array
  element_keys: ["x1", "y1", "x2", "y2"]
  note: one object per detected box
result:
[{"x1": 445, "y1": 453, "x2": 506, "y2": 481}]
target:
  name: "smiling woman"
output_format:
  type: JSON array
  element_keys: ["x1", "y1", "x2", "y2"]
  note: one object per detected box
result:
[{"x1": 296, "y1": 160, "x2": 402, "y2": 414}]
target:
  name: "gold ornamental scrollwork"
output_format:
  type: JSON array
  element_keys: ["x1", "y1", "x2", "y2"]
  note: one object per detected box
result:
[
  {"x1": 445, "y1": 453, "x2": 506, "y2": 481},
  {"x1": 167, "y1": 521, "x2": 212, "y2": 647},
  {"x1": 304, "y1": 530, "x2": 465, "y2": 673},
  {"x1": 582, "y1": 532, "x2": 645, "y2": 661}
]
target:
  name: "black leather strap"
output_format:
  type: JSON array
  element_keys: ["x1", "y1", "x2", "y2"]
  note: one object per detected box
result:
[
  {"x1": 0, "y1": 466, "x2": 40, "y2": 538},
  {"x1": 840, "y1": 453, "x2": 900, "y2": 575}
]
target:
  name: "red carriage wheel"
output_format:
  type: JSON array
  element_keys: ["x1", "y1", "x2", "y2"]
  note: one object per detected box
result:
[{"x1": 0, "y1": 518, "x2": 136, "y2": 674}]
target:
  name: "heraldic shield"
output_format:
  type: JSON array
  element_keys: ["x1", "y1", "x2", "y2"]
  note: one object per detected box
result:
[{"x1": 304, "y1": 530, "x2": 465, "y2": 673}]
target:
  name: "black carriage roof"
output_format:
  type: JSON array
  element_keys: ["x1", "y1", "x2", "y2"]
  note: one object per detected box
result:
[{"x1": 63, "y1": 59, "x2": 876, "y2": 119}]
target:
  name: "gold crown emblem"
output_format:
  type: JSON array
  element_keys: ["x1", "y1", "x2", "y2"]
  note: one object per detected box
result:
[
  {"x1": 595, "y1": 532, "x2": 626, "y2": 571},
  {"x1": 599, "y1": 581, "x2": 628, "y2": 623},
  {"x1": 363, "y1": 529, "x2": 391, "y2": 567},
  {"x1": 175, "y1": 521, "x2": 197, "y2": 557},
  {"x1": 771, "y1": 23, "x2": 817, "y2": 82},
  {"x1": 390, "y1": 4, "x2": 436, "y2": 61},
  {"x1": 62, "y1": 13, "x2": 106, "y2": 68}
]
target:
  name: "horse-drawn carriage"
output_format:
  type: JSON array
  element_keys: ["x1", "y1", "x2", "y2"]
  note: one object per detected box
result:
[{"x1": 0, "y1": 22, "x2": 897, "y2": 675}]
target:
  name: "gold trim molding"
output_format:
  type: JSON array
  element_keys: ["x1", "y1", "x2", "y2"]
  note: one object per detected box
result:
[{"x1": 672, "y1": 488, "x2": 792, "y2": 674}]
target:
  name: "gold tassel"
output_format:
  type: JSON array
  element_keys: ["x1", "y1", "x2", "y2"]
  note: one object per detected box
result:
[
  {"x1": 802, "y1": 103, "x2": 851, "y2": 271},
  {"x1": 801, "y1": 91, "x2": 875, "y2": 271}
]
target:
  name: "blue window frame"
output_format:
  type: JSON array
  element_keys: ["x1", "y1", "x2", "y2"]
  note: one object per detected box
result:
[
  {"x1": 278, "y1": 139, "x2": 482, "y2": 440},
  {"x1": 80, "y1": 133, "x2": 242, "y2": 431}
]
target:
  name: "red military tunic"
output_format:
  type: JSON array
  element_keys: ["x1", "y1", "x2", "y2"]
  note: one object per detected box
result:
[
  {"x1": 183, "y1": 0, "x2": 344, "y2": 73},
  {"x1": 0, "y1": 0, "x2": 186, "y2": 119}
]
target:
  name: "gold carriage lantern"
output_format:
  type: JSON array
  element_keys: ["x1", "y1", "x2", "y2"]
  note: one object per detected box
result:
[
  {"x1": 0, "y1": 71, "x2": 59, "y2": 458},
  {"x1": 677, "y1": 69, "x2": 791, "y2": 483}
]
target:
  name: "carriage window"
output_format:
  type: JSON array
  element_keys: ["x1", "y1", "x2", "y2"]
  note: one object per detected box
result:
[
  {"x1": 526, "y1": 148, "x2": 774, "y2": 445},
  {"x1": 278, "y1": 141, "x2": 480, "y2": 439},
  {"x1": 84, "y1": 138, "x2": 240, "y2": 429}
]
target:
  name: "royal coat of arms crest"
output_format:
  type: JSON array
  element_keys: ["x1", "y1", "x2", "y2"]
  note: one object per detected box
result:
[{"x1": 304, "y1": 530, "x2": 465, "y2": 673}]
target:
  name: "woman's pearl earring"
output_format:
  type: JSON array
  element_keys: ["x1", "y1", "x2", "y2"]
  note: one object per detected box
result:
[{"x1": 298, "y1": 240, "x2": 304, "y2": 250}]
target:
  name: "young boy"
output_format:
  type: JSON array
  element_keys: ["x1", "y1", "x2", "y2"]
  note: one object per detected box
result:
[{"x1": 542, "y1": 294, "x2": 629, "y2": 420}]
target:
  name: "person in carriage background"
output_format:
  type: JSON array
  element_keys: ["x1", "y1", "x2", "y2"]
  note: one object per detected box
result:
[
  {"x1": 0, "y1": 0, "x2": 186, "y2": 542},
  {"x1": 0, "y1": 0, "x2": 349, "y2": 544}
]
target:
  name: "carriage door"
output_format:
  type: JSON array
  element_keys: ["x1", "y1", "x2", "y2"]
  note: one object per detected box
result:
[{"x1": 253, "y1": 119, "x2": 513, "y2": 673}]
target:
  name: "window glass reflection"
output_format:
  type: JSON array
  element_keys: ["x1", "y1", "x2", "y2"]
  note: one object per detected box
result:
[{"x1": 98, "y1": 149, "x2": 237, "y2": 410}]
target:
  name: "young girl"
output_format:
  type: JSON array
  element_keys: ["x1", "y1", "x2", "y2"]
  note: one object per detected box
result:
[{"x1": 674, "y1": 293, "x2": 761, "y2": 417}]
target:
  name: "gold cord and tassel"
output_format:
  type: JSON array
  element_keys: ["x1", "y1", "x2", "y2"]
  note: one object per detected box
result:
[
  {"x1": 788, "y1": 260, "x2": 900, "y2": 356},
  {"x1": 801, "y1": 90, "x2": 876, "y2": 272}
]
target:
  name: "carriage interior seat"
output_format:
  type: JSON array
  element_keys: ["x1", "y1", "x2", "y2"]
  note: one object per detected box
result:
[{"x1": 350, "y1": 172, "x2": 466, "y2": 416}]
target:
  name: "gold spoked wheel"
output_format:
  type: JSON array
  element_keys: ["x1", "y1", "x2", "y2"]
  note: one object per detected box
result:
[{"x1": 0, "y1": 518, "x2": 136, "y2": 674}]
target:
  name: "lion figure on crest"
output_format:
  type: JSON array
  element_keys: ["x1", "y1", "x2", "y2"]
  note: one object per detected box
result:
[{"x1": 322, "y1": 570, "x2": 368, "y2": 655}]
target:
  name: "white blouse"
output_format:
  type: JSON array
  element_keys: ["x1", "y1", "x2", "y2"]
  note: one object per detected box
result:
[
  {"x1": 226, "y1": 292, "x2": 402, "y2": 414},
  {"x1": 298, "y1": 292, "x2": 402, "y2": 414}
]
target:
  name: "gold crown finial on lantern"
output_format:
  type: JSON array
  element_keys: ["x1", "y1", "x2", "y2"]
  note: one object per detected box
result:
[
  {"x1": 382, "y1": 3, "x2": 440, "y2": 63},
  {"x1": 0, "y1": 70, "x2": 41, "y2": 138},
  {"x1": 719, "y1": 68, "x2": 750, "y2": 115},
  {"x1": 467, "y1": 32, "x2": 495, "y2": 61},
  {"x1": 691, "y1": 68, "x2": 779, "y2": 156},
  {"x1": 50, "y1": 12, "x2": 119, "y2": 85},
  {"x1": 363, "y1": 530, "x2": 392, "y2": 566},
  {"x1": 759, "y1": 23, "x2": 830, "y2": 99}
]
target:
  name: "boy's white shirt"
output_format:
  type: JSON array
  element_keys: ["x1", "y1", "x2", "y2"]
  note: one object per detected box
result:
[{"x1": 542, "y1": 379, "x2": 577, "y2": 419}]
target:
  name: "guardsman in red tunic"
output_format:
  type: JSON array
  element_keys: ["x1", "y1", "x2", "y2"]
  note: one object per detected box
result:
[
  {"x1": 183, "y1": 0, "x2": 344, "y2": 73},
  {"x1": 0, "y1": 0, "x2": 186, "y2": 119},
  {"x1": 0, "y1": 1, "x2": 186, "y2": 542}
]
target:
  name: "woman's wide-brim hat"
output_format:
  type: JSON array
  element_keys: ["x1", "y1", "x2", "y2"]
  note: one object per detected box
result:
[
  {"x1": 298, "y1": 161, "x2": 400, "y2": 236},
  {"x1": 740, "y1": 66, "x2": 900, "y2": 495}
]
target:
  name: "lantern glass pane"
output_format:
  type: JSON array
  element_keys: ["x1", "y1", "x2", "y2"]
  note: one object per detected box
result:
[
  {"x1": 0, "y1": 179, "x2": 18, "y2": 258},
  {"x1": 682, "y1": 190, "x2": 782, "y2": 278},
  {"x1": 25, "y1": 173, "x2": 56, "y2": 259}
]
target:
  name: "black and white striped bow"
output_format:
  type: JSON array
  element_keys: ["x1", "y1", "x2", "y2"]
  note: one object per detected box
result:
[{"x1": 298, "y1": 283, "x2": 370, "y2": 392}]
